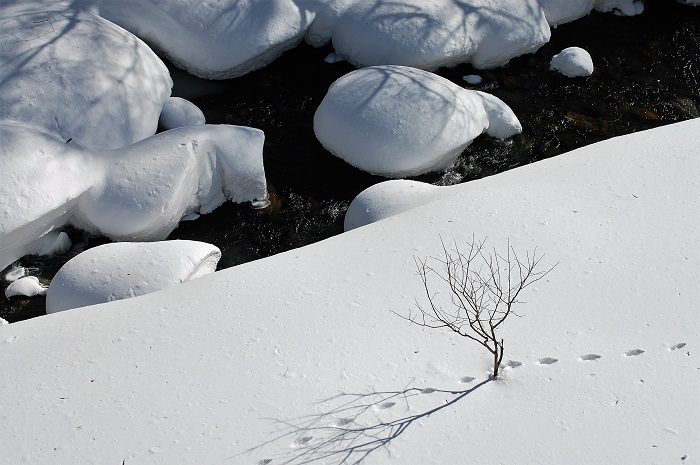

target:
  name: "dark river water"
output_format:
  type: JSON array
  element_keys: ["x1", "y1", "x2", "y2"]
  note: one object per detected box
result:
[{"x1": 2, "y1": 0, "x2": 700, "y2": 322}]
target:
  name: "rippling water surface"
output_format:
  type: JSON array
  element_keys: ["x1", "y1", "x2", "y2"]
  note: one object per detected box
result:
[{"x1": 3, "y1": 2, "x2": 699, "y2": 322}]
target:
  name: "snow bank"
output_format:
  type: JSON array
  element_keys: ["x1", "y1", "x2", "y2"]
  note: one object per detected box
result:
[
  {"x1": 46, "y1": 240, "x2": 221, "y2": 313},
  {"x1": 1, "y1": 119, "x2": 698, "y2": 465},
  {"x1": 158, "y1": 97, "x2": 206, "y2": 130},
  {"x1": 82, "y1": 0, "x2": 314, "y2": 79},
  {"x1": 307, "y1": 0, "x2": 550, "y2": 70},
  {"x1": 0, "y1": 122, "x2": 267, "y2": 271},
  {"x1": 550, "y1": 47, "x2": 594, "y2": 77},
  {"x1": 0, "y1": 2, "x2": 172, "y2": 148},
  {"x1": 314, "y1": 66, "x2": 521, "y2": 178}
]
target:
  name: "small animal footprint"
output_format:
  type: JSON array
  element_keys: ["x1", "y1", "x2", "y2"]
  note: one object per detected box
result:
[
  {"x1": 378, "y1": 402, "x2": 395, "y2": 410},
  {"x1": 580, "y1": 354, "x2": 602, "y2": 361},
  {"x1": 292, "y1": 436, "x2": 313, "y2": 447},
  {"x1": 537, "y1": 357, "x2": 558, "y2": 365},
  {"x1": 459, "y1": 376, "x2": 476, "y2": 384},
  {"x1": 624, "y1": 349, "x2": 644, "y2": 357},
  {"x1": 421, "y1": 388, "x2": 436, "y2": 394},
  {"x1": 502, "y1": 360, "x2": 522, "y2": 369},
  {"x1": 334, "y1": 418, "x2": 353, "y2": 426},
  {"x1": 258, "y1": 460, "x2": 272, "y2": 465},
  {"x1": 671, "y1": 343, "x2": 687, "y2": 351}
]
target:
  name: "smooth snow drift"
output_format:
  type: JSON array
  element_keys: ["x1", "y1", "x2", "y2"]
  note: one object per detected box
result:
[
  {"x1": 0, "y1": 119, "x2": 698, "y2": 465},
  {"x1": 314, "y1": 65, "x2": 521, "y2": 178},
  {"x1": 0, "y1": 2, "x2": 172, "y2": 148},
  {"x1": 0, "y1": 122, "x2": 268, "y2": 271},
  {"x1": 46, "y1": 240, "x2": 221, "y2": 313},
  {"x1": 550, "y1": 47, "x2": 594, "y2": 77}
]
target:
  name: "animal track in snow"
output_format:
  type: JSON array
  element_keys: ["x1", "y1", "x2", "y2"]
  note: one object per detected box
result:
[
  {"x1": 537, "y1": 357, "x2": 558, "y2": 365},
  {"x1": 580, "y1": 354, "x2": 602, "y2": 361},
  {"x1": 378, "y1": 402, "x2": 395, "y2": 410},
  {"x1": 459, "y1": 376, "x2": 476, "y2": 384},
  {"x1": 670, "y1": 343, "x2": 687, "y2": 351},
  {"x1": 502, "y1": 360, "x2": 522, "y2": 369},
  {"x1": 257, "y1": 460, "x2": 272, "y2": 465},
  {"x1": 624, "y1": 349, "x2": 644, "y2": 357},
  {"x1": 421, "y1": 388, "x2": 436, "y2": 394},
  {"x1": 292, "y1": 436, "x2": 313, "y2": 447},
  {"x1": 334, "y1": 418, "x2": 353, "y2": 426}
]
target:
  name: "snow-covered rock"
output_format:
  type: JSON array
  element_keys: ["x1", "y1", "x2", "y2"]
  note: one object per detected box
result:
[
  {"x1": 0, "y1": 2, "x2": 172, "y2": 148},
  {"x1": 550, "y1": 47, "x2": 594, "y2": 77},
  {"x1": 345, "y1": 180, "x2": 451, "y2": 230},
  {"x1": 46, "y1": 240, "x2": 221, "y2": 313},
  {"x1": 463, "y1": 74, "x2": 483, "y2": 85},
  {"x1": 594, "y1": 0, "x2": 644, "y2": 15},
  {"x1": 314, "y1": 66, "x2": 521, "y2": 178},
  {"x1": 36, "y1": 231, "x2": 72, "y2": 257},
  {"x1": 5, "y1": 277, "x2": 47, "y2": 299},
  {"x1": 4, "y1": 267, "x2": 26, "y2": 283},
  {"x1": 307, "y1": 0, "x2": 550, "y2": 70},
  {"x1": 539, "y1": 0, "x2": 595, "y2": 26},
  {"x1": 82, "y1": 0, "x2": 315, "y2": 79},
  {"x1": 159, "y1": 97, "x2": 206, "y2": 130},
  {"x1": 0, "y1": 122, "x2": 268, "y2": 271}
]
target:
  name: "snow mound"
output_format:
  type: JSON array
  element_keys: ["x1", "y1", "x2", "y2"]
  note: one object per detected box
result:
[
  {"x1": 550, "y1": 47, "x2": 594, "y2": 77},
  {"x1": 314, "y1": 66, "x2": 521, "y2": 178},
  {"x1": 594, "y1": 0, "x2": 644, "y2": 15},
  {"x1": 539, "y1": 0, "x2": 595, "y2": 26},
  {"x1": 3, "y1": 267, "x2": 26, "y2": 283},
  {"x1": 0, "y1": 122, "x2": 267, "y2": 271},
  {"x1": 36, "y1": 231, "x2": 72, "y2": 257},
  {"x1": 5, "y1": 277, "x2": 47, "y2": 299},
  {"x1": 345, "y1": 180, "x2": 453, "y2": 231},
  {"x1": 159, "y1": 97, "x2": 206, "y2": 130},
  {"x1": 0, "y1": 2, "x2": 172, "y2": 148},
  {"x1": 46, "y1": 240, "x2": 221, "y2": 313},
  {"x1": 307, "y1": 0, "x2": 550, "y2": 70},
  {"x1": 83, "y1": 0, "x2": 314, "y2": 79}
]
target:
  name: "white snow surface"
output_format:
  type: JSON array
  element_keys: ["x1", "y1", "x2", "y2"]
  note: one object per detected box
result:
[
  {"x1": 46, "y1": 240, "x2": 221, "y2": 313},
  {"x1": 158, "y1": 97, "x2": 206, "y2": 130},
  {"x1": 0, "y1": 1, "x2": 172, "y2": 148},
  {"x1": 0, "y1": 122, "x2": 267, "y2": 271},
  {"x1": 314, "y1": 66, "x2": 521, "y2": 178},
  {"x1": 5, "y1": 276, "x2": 47, "y2": 299},
  {"x1": 307, "y1": 0, "x2": 551, "y2": 70},
  {"x1": 81, "y1": 0, "x2": 315, "y2": 79},
  {"x1": 3, "y1": 266, "x2": 26, "y2": 283},
  {"x1": 1, "y1": 118, "x2": 698, "y2": 464},
  {"x1": 550, "y1": 46, "x2": 594, "y2": 77}
]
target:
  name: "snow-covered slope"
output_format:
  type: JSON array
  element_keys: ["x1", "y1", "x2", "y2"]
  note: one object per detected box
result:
[{"x1": 1, "y1": 119, "x2": 697, "y2": 464}]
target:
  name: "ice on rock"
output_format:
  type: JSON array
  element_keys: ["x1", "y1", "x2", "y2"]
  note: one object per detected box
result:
[
  {"x1": 0, "y1": 2, "x2": 172, "y2": 148},
  {"x1": 36, "y1": 231, "x2": 72, "y2": 257},
  {"x1": 314, "y1": 66, "x2": 521, "y2": 178},
  {"x1": 306, "y1": 0, "x2": 550, "y2": 70},
  {"x1": 5, "y1": 277, "x2": 47, "y2": 299},
  {"x1": 46, "y1": 240, "x2": 221, "y2": 313},
  {"x1": 550, "y1": 47, "x2": 594, "y2": 77},
  {"x1": 463, "y1": 75, "x2": 483, "y2": 85},
  {"x1": 4, "y1": 267, "x2": 26, "y2": 283},
  {"x1": 83, "y1": 0, "x2": 315, "y2": 79},
  {"x1": 159, "y1": 97, "x2": 206, "y2": 130},
  {"x1": 0, "y1": 122, "x2": 268, "y2": 271}
]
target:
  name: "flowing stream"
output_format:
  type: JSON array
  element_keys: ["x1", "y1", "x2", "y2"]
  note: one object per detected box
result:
[{"x1": 2, "y1": 1, "x2": 699, "y2": 322}]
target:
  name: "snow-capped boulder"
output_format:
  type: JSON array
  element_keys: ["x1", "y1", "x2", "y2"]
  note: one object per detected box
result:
[
  {"x1": 539, "y1": 0, "x2": 595, "y2": 26},
  {"x1": 46, "y1": 240, "x2": 221, "y2": 313},
  {"x1": 159, "y1": 97, "x2": 206, "y2": 130},
  {"x1": 306, "y1": 0, "x2": 550, "y2": 70},
  {"x1": 0, "y1": 122, "x2": 268, "y2": 271},
  {"x1": 0, "y1": 2, "x2": 172, "y2": 148},
  {"x1": 83, "y1": 0, "x2": 315, "y2": 79},
  {"x1": 550, "y1": 47, "x2": 594, "y2": 77},
  {"x1": 345, "y1": 180, "x2": 452, "y2": 230},
  {"x1": 314, "y1": 66, "x2": 521, "y2": 178},
  {"x1": 593, "y1": 0, "x2": 644, "y2": 15},
  {"x1": 5, "y1": 277, "x2": 47, "y2": 299}
]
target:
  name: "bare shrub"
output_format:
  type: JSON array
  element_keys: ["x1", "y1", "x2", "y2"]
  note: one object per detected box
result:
[{"x1": 402, "y1": 236, "x2": 556, "y2": 378}]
